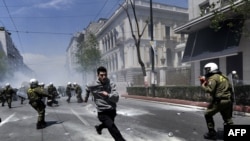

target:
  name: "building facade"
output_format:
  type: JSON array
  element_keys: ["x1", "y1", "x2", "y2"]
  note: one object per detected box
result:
[
  {"x1": 66, "y1": 31, "x2": 85, "y2": 83},
  {"x1": 0, "y1": 27, "x2": 32, "y2": 82},
  {"x1": 94, "y1": 0, "x2": 189, "y2": 87},
  {"x1": 175, "y1": 0, "x2": 249, "y2": 85}
]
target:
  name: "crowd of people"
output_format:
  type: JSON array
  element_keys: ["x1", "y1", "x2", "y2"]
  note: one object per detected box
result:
[
  {"x1": 0, "y1": 66, "x2": 126, "y2": 141},
  {"x1": 1, "y1": 63, "x2": 238, "y2": 140},
  {"x1": 0, "y1": 81, "x2": 85, "y2": 108},
  {"x1": 0, "y1": 80, "x2": 86, "y2": 128}
]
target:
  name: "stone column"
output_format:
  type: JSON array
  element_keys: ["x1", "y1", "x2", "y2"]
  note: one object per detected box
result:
[{"x1": 159, "y1": 67, "x2": 166, "y2": 86}]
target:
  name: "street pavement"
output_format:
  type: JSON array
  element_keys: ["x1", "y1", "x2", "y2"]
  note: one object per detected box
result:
[
  {"x1": 0, "y1": 95, "x2": 249, "y2": 141},
  {"x1": 121, "y1": 94, "x2": 250, "y2": 115}
]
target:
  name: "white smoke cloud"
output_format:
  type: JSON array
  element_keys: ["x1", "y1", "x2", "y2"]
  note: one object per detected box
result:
[
  {"x1": 0, "y1": 71, "x2": 30, "y2": 88},
  {"x1": 22, "y1": 53, "x2": 82, "y2": 87}
]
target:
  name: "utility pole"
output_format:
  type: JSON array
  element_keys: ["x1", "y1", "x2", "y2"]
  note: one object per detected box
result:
[{"x1": 150, "y1": 0, "x2": 155, "y2": 97}]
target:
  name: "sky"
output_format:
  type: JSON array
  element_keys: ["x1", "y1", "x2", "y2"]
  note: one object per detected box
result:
[{"x1": 0, "y1": 0, "x2": 187, "y2": 87}]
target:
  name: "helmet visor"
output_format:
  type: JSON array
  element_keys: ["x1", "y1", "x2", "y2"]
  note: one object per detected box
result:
[{"x1": 204, "y1": 67, "x2": 211, "y2": 75}]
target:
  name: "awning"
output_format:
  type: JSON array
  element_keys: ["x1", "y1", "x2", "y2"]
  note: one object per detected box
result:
[
  {"x1": 182, "y1": 18, "x2": 243, "y2": 63},
  {"x1": 174, "y1": 1, "x2": 245, "y2": 63}
]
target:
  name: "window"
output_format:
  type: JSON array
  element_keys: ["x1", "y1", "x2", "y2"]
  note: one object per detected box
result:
[
  {"x1": 221, "y1": 0, "x2": 233, "y2": 6},
  {"x1": 165, "y1": 26, "x2": 170, "y2": 40},
  {"x1": 148, "y1": 24, "x2": 151, "y2": 37},
  {"x1": 200, "y1": 1, "x2": 210, "y2": 15}
]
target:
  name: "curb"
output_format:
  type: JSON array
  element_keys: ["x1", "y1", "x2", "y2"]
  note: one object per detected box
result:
[{"x1": 121, "y1": 94, "x2": 250, "y2": 115}]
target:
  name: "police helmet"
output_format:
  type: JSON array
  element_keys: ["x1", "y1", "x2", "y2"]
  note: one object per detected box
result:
[
  {"x1": 5, "y1": 83, "x2": 10, "y2": 87},
  {"x1": 204, "y1": 62, "x2": 218, "y2": 74},
  {"x1": 30, "y1": 78, "x2": 38, "y2": 85},
  {"x1": 232, "y1": 70, "x2": 237, "y2": 74},
  {"x1": 39, "y1": 82, "x2": 45, "y2": 86}
]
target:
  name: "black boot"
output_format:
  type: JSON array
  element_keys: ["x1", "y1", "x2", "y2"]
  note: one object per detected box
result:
[
  {"x1": 41, "y1": 121, "x2": 47, "y2": 127},
  {"x1": 95, "y1": 125, "x2": 102, "y2": 135},
  {"x1": 36, "y1": 123, "x2": 43, "y2": 129},
  {"x1": 36, "y1": 122, "x2": 45, "y2": 129},
  {"x1": 204, "y1": 130, "x2": 217, "y2": 140}
]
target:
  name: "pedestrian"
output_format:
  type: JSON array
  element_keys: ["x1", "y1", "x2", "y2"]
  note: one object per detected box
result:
[
  {"x1": 47, "y1": 82, "x2": 59, "y2": 106},
  {"x1": 1, "y1": 83, "x2": 16, "y2": 108},
  {"x1": 200, "y1": 62, "x2": 234, "y2": 140},
  {"x1": 66, "y1": 82, "x2": 72, "y2": 103},
  {"x1": 27, "y1": 78, "x2": 52, "y2": 129},
  {"x1": 84, "y1": 66, "x2": 126, "y2": 141},
  {"x1": 73, "y1": 82, "x2": 83, "y2": 103}
]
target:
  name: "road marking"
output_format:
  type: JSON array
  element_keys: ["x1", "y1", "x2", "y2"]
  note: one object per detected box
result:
[
  {"x1": 0, "y1": 113, "x2": 16, "y2": 126},
  {"x1": 70, "y1": 108, "x2": 90, "y2": 126}
]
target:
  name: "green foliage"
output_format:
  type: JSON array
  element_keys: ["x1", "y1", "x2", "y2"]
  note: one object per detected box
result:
[
  {"x1": 127, "y1": 85, "x2": 250, "y2": 106},
  {"x1": 75, "y1": 33, "x2": 101, "y2": 72},
  {"x1": 209, "y1": 0, "x2": 250, "y2": 34},
  {"x1": 234, "y1": 85, "x2": 250, "y2": 105}
]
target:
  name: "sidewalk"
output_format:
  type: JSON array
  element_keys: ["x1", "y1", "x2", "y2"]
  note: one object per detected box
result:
[{"x1": 121, "y1": 94, "x2": 250, "y2": 114}]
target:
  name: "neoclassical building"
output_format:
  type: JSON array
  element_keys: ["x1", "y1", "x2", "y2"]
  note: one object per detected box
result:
[{"x1": 94, "y1": 0, "x2": 189, "y2": 87}]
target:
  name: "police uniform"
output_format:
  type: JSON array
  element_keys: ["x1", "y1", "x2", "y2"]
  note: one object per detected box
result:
[
  {"x1": 27, "y1": 79, "x2": 51, "y2": 129},
  {"x1": 66, "y1": 82, "x2": 72, "y2": 103},
  {"x1": 47, "y1": 83, "x2": 58, "y2": 106},
  {"x1": 2, "y1": 84, "x2": 15, "y2": 108},
  {"x1": 0, "y1": 87, "x2": 6, "y2": 107},
  {"x1": 201, "y1": 63, "x2": 234, "y2": 139},
  {"x1": 74, "y1": 83, "x2": 83, "y2": 103}
]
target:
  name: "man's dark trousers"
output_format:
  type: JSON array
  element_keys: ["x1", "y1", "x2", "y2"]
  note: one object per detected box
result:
[{"x1": 98, "y1": 109, "x2": 125, "y2": 141}]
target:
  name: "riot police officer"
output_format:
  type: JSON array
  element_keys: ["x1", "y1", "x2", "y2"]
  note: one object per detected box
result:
[
  {"x1": 27, "y1": 78, "x2": 52, "y2": 129},
  {"x1": 0, "y1": 86, "x2": 5, "y2": 107},
  {"x1": 200, "y1": 62, "x2": 234, "y2": 140},
  {"x1": 73, "y1": 82, "x2": 83, "y2": 103},
  {"x1": 2, "y1": 83, "x2": 15, "y2": 108},
  {"x1": 66, "y1": 82, "x2": 72, "y2": 103},
  {"x1": 47, "y1": 82, "x2": 59, "y2": 106}
]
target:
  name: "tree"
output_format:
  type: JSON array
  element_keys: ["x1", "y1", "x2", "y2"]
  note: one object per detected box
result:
[
  {"x1": 121, "y1": 0, "x2": 149, "y2": 84},
  {"x1": 75, "y1": 33, "x2": 101, "y2": 74},
  {"x1": 204, "y1": 0, "x2": 250, "y2": 35}
]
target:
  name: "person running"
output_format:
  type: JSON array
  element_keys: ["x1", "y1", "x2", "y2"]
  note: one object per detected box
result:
[{"x1": 85, "y1": 66, "x2": 126, "y2": 141}]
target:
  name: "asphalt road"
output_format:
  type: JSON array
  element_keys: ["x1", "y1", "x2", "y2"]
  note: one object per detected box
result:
[{"x1": 0, "y1": 96, "x2": 249, "y2": 141}]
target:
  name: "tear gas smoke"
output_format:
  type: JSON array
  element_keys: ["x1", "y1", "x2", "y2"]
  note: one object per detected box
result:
[{"x1": 19, "y1": 53, "x2": 86, "y2": 88}]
